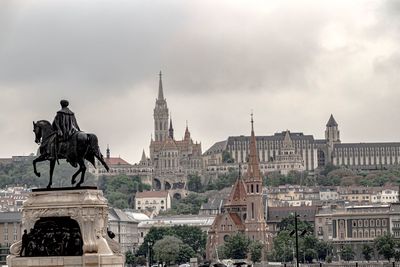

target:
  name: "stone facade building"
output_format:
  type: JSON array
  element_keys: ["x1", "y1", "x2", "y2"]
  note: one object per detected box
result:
[
  {"x1": 0, "y1": 212, "x2": 21, "y2": 265},
  {"x1": 206, "y1": 116, "x2": 267, "y2": 260},
  {"x1": 315, "y1": 203, "x2": 400, "y2": 260},
  {"x1": 204, "y1": 114, "x2": 400, "y2": 174},
  {"x1": 108, "y1": 208, "x2": 139, "y2": 253},
  {"x1": 134, "y1": 190, "x2": 172, "y2": 215}
]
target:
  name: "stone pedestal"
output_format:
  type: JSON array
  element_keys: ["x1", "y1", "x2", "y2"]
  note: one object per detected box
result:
[{"x1": 7, "y1": 188, "x2": 124, "y2": 267}]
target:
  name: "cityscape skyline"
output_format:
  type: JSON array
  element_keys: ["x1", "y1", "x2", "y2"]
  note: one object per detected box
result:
[{"x1": 1, "y1": 0, "x2": 400, "y2": 163}]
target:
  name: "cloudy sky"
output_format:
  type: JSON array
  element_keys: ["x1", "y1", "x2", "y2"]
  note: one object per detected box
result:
[{"x1": 1, "y1": 0, "x2": 400, "y2": 163}]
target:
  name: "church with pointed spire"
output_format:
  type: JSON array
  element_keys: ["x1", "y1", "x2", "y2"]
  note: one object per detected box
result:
[
  {"x1": 149, "y1": 72, "x2": 203, "y2": 195},
  {"x1": 206, "y1": 115, "x2": 267, "y2": 260}
]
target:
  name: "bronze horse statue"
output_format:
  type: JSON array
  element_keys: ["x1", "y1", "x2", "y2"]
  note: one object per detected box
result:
[{"x1": 32, "y1": 120, "x2": 109, "y2": 188}]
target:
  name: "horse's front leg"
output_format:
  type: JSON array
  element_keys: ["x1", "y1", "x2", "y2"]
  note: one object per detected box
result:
[
  {"x1": 47, "y1": 159, "x2": 56, "y2": 189},
  {"x1": 76, "y1": 159, "x2": 86, "y2": 188},
  {"x1": 32, "y1": 155, "x2": 46, "y2": 177}
]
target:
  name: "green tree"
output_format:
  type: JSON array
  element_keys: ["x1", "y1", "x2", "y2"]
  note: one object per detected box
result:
[
  {"x1": 161, "y1": 193, "x2": 208, "y2": 215},
  {"x1": 341, "y1": 245, "x2": 354, "y2": 261},
  {"x1": 153, "y1": 236, "x2": 182, "y2": 265},
  {"x1": 224, "y1": 233, "x2": 250, "y2": 259},
  {"x1": 304, "y1": 248, "x2": 318, "y2": 263},
  {"x1": 126, "y1": 251, "x2": 136, "y2": 266},
  {"x1": 375, "y1": 234, "x2": 395, "y2": 261},
  {"x1": 222, "y1": 151, "x2": 234, "y2": 163},
  {"x1": 98, "y1": 174, "x2": 151, "y2": 208},
  {"x1": 362, "y1": 244, "x2": 373, "y2": 262},
  {"x1": 137, "y1": 225, "x2": 206, "y2": 257},
  {"x1": 249, "y1": 241, "x2": 263, "y2": 263},
  {"x1": 187, "y1": 175, "x2": 204, "y2": 193},
  {"x1": 177, "y1": 244, "x2": 196, "y2": 264}
]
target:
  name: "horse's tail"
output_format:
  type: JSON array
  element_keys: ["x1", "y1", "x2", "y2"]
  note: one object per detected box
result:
[{"x1": 87, "y1": 134, "x2": 110, "y2": 172}]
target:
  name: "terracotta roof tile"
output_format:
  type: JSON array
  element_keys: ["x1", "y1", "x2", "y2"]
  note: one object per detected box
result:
[
  {"x1": 136, "y1": 191, "x2": 169, "y2": 198},
  {"x1": 105, "y1": 157, "x2": 131, "y2": 166}
]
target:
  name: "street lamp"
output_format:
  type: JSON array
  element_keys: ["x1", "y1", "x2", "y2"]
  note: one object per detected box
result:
[
  {"x1": 289, "y1": 212, "x2": 307, "y2": 267},
  {"x1": 147, "y1": 241, "x2": 153, "y2": 267}
]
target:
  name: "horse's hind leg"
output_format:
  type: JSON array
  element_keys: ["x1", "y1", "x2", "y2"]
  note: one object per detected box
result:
[
  {"x1": 71, "y1": 166, "x2": 81, "y2": 185},
  {"x1": 47, "y1": 159, "x2": 56, "y2": 189},
  {"x1": 76, "y1": 159, "x2": 86, "y2": 188}
]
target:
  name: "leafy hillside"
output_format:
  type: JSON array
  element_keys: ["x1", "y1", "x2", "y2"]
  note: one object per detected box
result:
[{"x1": 0, "y1": 158, "x2": 97, "y2": 188}]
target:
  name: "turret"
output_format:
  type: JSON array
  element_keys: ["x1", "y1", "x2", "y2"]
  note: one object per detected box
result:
[
  {"x1": 169, "y1": 117, "x2": 174, "y2": 139},
  {"x1": 325, "y1": 114, "x2": 340, "y2": 144},
  {"x1": 106, "y1": 144, "x2": 110, "y2": 159}
]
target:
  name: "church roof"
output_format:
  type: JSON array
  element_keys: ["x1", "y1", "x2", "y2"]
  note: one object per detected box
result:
[
  {"x1": 224, "y1": 178, "x2": 247, "y2": 207},
  {"x1": 203, "y1": 140, "x2": 228, "y2": 156},
  {"x1": 105, "y1": 157, "x2": 131, "y2": 166},
  {"x1": 228, "y1": 213, "x2": 245, "y2": 230},
  {"x1": 326, "y1": 114, "x2": 338, "y2": 127},
  {"x1": 161, "y1": 137, "x2": 179, "y2": 151},
  {"x1": 136, "y1": 191, "x2": 169, "y2": 198}
]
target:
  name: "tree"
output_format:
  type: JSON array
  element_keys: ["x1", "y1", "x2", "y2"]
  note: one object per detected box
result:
[
  {"x1": 98, "y1": 174, "x2": 151, "y2": 208},
  {"x1": 304, "y1": 249, "x2": 318, "y2": 263},
  {"x1": 222, "y1": 150, "x2": 234, "y2": 163},
  {"x1": 177, "y1": 244, "x2": 196, "y2": 264},
  {"x1": 362, "y1": 244, "x2": 373, "y2": 262},
  {"x1": 375, "y1": 234, "x2": 395, "y2": 261},
  {"x1": 224, "y1": 233, "x2": 250, "y2": 259},
  {"x1": 137, "y1": 225, "x2": 206, "y2": 258},
  {"x1": 187, "y1": 175, "x2": 204, "y2": 193},
  {"x1": 153, "y1": 236, "x2": 182, "y2": 265},
  {"x1": 249, "y1": 241, "x2": 263, "y2": 263},
  {"x1": 340, "y1": 245, "x2": 354, "y2": 261},
  {"x1": 126, "y1": 251, "x2": 136, "y2": 266}
]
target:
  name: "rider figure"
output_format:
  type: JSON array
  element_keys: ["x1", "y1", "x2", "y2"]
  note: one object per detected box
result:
[
  {"x1": 52, "y1": 100, "x2": 80, "y2": 166},
  {"x1": 52, "y1": 100, "x2": 80, "y2": 141}
]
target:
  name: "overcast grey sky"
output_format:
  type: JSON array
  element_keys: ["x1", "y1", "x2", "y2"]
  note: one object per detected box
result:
[{"x1": 1, "y1": 0, "x2": 400, "y2": 163}]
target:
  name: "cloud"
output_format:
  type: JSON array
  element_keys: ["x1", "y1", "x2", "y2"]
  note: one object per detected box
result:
[{"x1": 0, "y1": 0, "x2": 400, "y2": 163}]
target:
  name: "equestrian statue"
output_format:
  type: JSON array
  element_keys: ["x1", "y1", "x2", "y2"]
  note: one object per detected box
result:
[{"x1": 32, "y1": 100, "x2": 109, "y2": 188}]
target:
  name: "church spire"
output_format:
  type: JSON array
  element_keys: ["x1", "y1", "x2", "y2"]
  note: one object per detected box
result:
[
  {"x1": 184, "y1": 120, "x2": 191, "y2": 141},
  {"x1": 246, "y1": 113, "x2": 262, "y2": 181},
  {"x1": 169, "y1": 115, "x2": 174, "y2": 139},
  {"x1": 106, "y1": 144, "x2": 110, "y2": 159},
  {"x1": 158, "y1": 71, "x2": 164, "y2": 101},
  {"x1": 141, "y1": 149, "x2": 146, "y2": 162}
]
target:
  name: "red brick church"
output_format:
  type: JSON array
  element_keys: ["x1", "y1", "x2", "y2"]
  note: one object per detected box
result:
[{"x1": 206, "y1": 115, "x2": 268, "y2": 260}]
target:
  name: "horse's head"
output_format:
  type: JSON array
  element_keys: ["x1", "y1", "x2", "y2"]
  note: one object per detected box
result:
[{"x1": 33, "y1": 121, "x2": 42, "y2": 144}]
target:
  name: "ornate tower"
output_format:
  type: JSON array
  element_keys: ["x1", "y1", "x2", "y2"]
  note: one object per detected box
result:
[
  {"x1": 154, "y1": 71, "x2": 169, "y2": 142},
  {"x1": 325, "y1": 114, "x2": 340, "y2": 162},
  {"x1": 325, "y1": 114, "x2": 340, "y2": 144},
  {"x1": 244, "y1": 114, "x2": 267, "y2": 242}
]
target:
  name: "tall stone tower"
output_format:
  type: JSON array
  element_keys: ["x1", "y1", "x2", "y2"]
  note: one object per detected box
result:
[
  {"x1": 244, "y1": 114, "x2": 267, "y2": 242},
  {"x1": 325, "y1": 114, "x2": 340, "y2": 162},
  {"x1": 154, "y1": 71, "x2": 169, "y2": 142}
]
